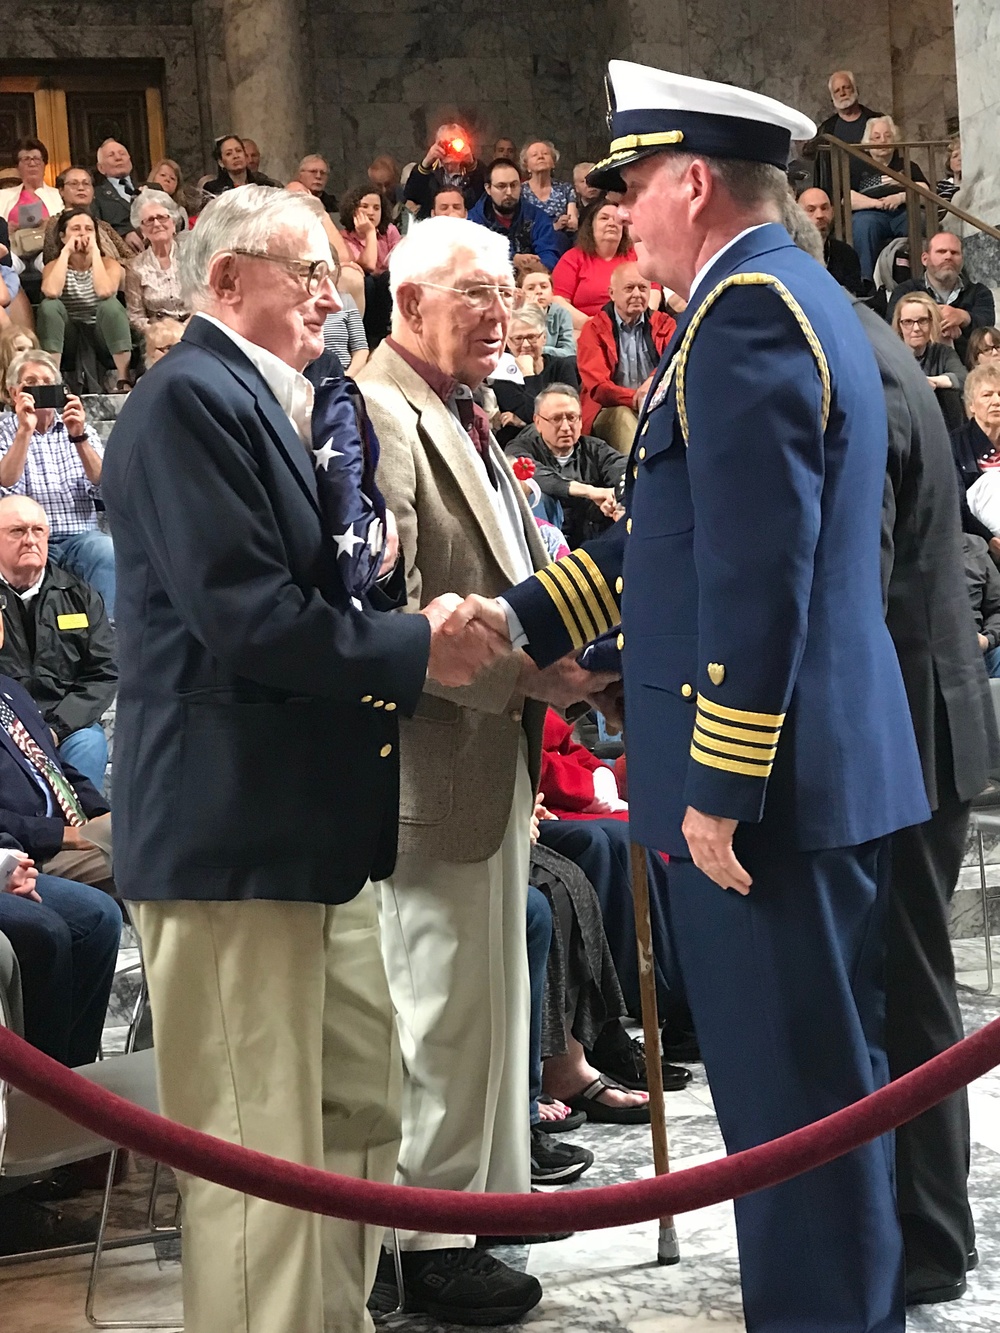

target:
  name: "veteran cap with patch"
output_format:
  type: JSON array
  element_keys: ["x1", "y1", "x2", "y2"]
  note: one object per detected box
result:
[{"x1": 589, "y1": 61, "x2": 817, "y2": 192}]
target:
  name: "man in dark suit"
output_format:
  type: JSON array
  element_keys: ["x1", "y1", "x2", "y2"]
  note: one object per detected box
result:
[
  {"x1": 91, "y1": 138, "x2": 143, "y2": 252},
  {"x1": 858, "y1": 301, "x2": 1000, "y2": 1305},
  {"x1": 101, "y1": 184, "x2": 504, "y2": 1333}
]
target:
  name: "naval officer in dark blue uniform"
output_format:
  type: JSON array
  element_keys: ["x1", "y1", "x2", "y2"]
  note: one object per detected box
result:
[{"x1": 451, "y1": 62, "x2": 932, "y2": 1333}]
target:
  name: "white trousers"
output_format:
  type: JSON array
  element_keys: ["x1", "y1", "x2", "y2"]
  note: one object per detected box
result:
[
  {"x1": 132, "y1": 886, "x2": 400, "y2": 1333},
  {"x1": 377, "y1": 746, "x2": 533, "y2": 1250}
]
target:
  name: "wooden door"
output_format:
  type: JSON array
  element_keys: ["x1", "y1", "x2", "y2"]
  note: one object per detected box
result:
[
  {"x1": 66, "y1": 90, "x2": 151, "y2": 181},
  {"x1": 0, "y1": 93, "x2": 36, "y2": 174}
]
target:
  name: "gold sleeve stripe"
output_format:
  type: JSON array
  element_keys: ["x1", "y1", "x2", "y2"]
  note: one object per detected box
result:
[
  {"x1": 674, "y1": 272, "x2": 832, "y2": 446},
  {"x1": 559, "y1": 557, "x2": 608, "y2": 641},
  {"x1": 697, "y1": 694, "x2": 786, "y2": 729},
  {"x1": 692, "y1": 726, "x2": 778, "y2": 763},
  {"x1": 545, "y1": 561, "x2": 599, "y2": 643},
  {"x1": 694, "y1": 715, "x2": 781, "y2": 747},
  {"x1": 535, "y1": 566, "x2": 588, "y2": 650},
  {"x1": 572, "y1": 549, "x2": 620, "y2": 627},
  {"x1": 690, "y1": 741, "x2": 773, "y2": 779}
]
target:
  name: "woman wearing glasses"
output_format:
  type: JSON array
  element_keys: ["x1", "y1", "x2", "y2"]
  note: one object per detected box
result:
[
  {"x1": 966, "y1": 325, "x2": 1000, "y2": 371},
  {"x1": 0, "y1": 138, "x2": 62, "y2": 227},
  {"x1": 124, "y1": 188, "x2": 190, "y2": 339},
  {"x1": 490, "y1": 304, "x2": 578, "y2": 446},
  {"x1": 892, "y1": 291, "x2": 966, "y2": 429}
]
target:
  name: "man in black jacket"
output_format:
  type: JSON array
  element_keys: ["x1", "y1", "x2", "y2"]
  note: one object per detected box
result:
[
  {"x1": 0, "y1": 496, "x2": 115, "y2": 793},
  {"x1": 887, "y1": 233, "x2": 996, "y2": 364},
  {"x1": 963, "y1": 533, "x2": 1000, "y2": 676},
  {"x1": 799, "y1": 188, "x2": 865, "y2": 295},
  {"x1": 859, "y1": 300, "x2": 1000, "y2": 1306},
  {"x1": 91, "y1": 138, "x2": 143, "y2": 253},
  {"x1": 506, "y1": 384, "x2": 625, "y2": 547}
]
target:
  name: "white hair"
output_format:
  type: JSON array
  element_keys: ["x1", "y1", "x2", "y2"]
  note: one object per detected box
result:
[
  {"x1": 519, "y1": 139, "x2": 560, "y2": 171},
  {"x1": 862, "y1": 115, "x2": 900, "y2": 145},
  {"x1": 508, "y1": 303, "x2": 547, "y2": 332},
  {"x1": 177, "y1": 185, "x2": 330, "y2": 307},
  {"x1": 388, "y1": 216, "x2": 513, "y2": 306},
  {"x1": 5, "y1": 349, "x2": 60, "y2": 392},
  {"x1": 298, "y1": 154, "x2": 329, "y2": 170},
  {"x1": 130, "y1": 186, "x2": 185, "y2": 233},
  {"x1": 828, "y1": 70, "x2": 857, "y2": 92}
]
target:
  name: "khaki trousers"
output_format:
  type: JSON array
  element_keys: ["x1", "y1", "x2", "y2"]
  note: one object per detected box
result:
[
  {"x1": 377, "y1": 747, "x2": 533, "y2": 1250},
  {"x1": 132, "y1": 886, "x2": 401, "y2": 1333},
  {"x1": 592, "y1": 405, "x2": 640, "y2": 455},
  {"x1": 44, "y1": 811, "x2": 113, "y2": 887}
]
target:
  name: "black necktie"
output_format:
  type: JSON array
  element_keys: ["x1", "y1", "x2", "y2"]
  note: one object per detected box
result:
[{"x1": 455, "y1": 392, "x2": 497, "y2": 488}]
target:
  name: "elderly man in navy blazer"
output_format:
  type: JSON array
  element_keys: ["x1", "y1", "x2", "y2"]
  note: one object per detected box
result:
[
  {"x1": 102, "y1": 185, "x2": 504, "y2": 1333},
  {"x1": 455, "y1": 63, "x2": 931, "y2": 1333}
]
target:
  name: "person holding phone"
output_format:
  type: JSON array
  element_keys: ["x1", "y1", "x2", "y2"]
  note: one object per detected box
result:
[
  {"x1": 36, "y1": 207, "x2": 132, "y2": 392},
  {"x1": 0, "y1": 349, "x2": 115, "y2": 619},
  {"x1": 403, "y1": 122, "x2": 486, "y2": 220}
]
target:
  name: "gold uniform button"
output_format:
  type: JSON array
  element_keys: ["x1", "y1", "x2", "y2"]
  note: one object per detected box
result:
[
  {"x1": 615, "y1": 576, "x2": 624, "y2": 594},
  {"x1": 361, "y1": 695, "x2": 373, "y2": 703},
  {"x1": 384, "y1": 702, "x2": 397, "y2": 712},
  {"x1": 617, "y1": 632, "x2": 625, "y2": 651},
  {"x1": 380, "y1": 744, "x2": 393, "y2": 758},
  {"x1": 373, "y1": 700, "x2": 384, "y2": 708},
  {"x1": 638, "y1": 446, "x2": 647, "y2": 461},
  {"x1": 626, "y1": 518, "x2": 632, "y2": 534},
  {"x1": 681, "y1": 684, "x2": 693, "y2": 699}
]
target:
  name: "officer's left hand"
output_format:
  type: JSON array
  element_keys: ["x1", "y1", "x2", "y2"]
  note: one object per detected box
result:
[{"x1": 681, "y1": 807, "x2": 752, "y2": 895}]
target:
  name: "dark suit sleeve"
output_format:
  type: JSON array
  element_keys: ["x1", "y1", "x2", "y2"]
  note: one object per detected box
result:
[
  {"x1": 47, "y1": 586, "x2": 118, "y2": 742},
  {"x1": 114, "y1": 371, "x2": 431, "y2": 713},
  {"x1": 877, "y1": 338, "x2": 913, "y2": 607}
]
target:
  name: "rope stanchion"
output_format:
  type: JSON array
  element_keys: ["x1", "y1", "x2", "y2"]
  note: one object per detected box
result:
[{"x1": 1, "y1": 1017, "x2": 1000, "y2": 1235}]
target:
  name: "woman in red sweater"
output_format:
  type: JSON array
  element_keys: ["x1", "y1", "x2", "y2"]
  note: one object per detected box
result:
[{"x1": 552, "y1": 197, "x2": 651, "y2": 332}]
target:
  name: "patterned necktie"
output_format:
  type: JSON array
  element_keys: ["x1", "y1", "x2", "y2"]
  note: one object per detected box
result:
[
  {"x1": 0, "y1": 695, "x2": 85, "y2": 825},
  {"x1": 455, "y1": 392, "x2": 497, "y2": 488}
]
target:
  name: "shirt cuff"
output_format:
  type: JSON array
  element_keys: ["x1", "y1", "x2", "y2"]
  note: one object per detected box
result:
[{"x1": 497, "y1": 596, "x2": 529, "y2": 650}]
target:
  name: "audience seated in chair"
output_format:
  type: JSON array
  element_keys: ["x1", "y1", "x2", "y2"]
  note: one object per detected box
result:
[
  {"x1": 518, "y1": 267, "x2": 576, "y2": 356},
  {"x1": 505, "y1": 383, "x2": 624, "y2": 546},
  {"x1": 0, "y1": 495, "x2": 116, "y2": 792},
  {"x1": 572, "y1": 162, "x2": 600, "y2": 211},
  {"x1": 147, "y1": 157, "x2": 197, "y2": 224},
  {"x1": 338, "y1": 184, "x2": 400, "y2": 346},
  {"x1": 142, "y1": 316, "x2": 185, "y2": 369},
  {"x1": 577, "y1": 261, "x2": 676, "y2": 453},
  {"x1": 0, "y1": 326, "x2": 39, "y2": 407},
  {"x1": 519, "y1": 141, "x2": 578, "y2": 254},
  {"x1": 430, "y1": 185, "x2": 468, "y2": 218},
  {"x1": 403, "y1": 122, "x2": 486, "y2": 220},
  {"x1": 468, "y1": 158, "x2": 561, "y2": 274},
  {"x1": 962, "y1": 534, "x2": 1000, "y2": 678},
  {"x1": 886, "y1": 233, "x2": 995, "y2": 365},
  {"x1": 37, "y1": 209, "x2": 131, "y2": 393},
  {"x1": 202, "y1": 134, "x2": 280, "y2": 197},
  {"x1": 849, "y1": 116, "x2": 928, "y2": 280},
  {"x1": 491, "y1": 307, "x2": 578, "y2": 445},
  {"x1": 40, "y1": 167, "x2": 132, "y2": 266},
  {"x1": 551, "y1": 196, "x2": 656, "y2": 333},
  {"x1": 812, "y1": 70, "x2": 883, "y2": 198},
  {"x1": 966, "y1": 326, "x2": 1000, "y2": 372},
  {"x1": 893, "y1": 292, "x2": 966, "y2": 430},
  {"x1": 293, "y1": 154, "x2": 338, "y2": 216},
  {"x1": 797, "y1": 188, "x2": 865, "y2": 295},
  {"x1": 0, "y1": 350, "x2": 115, "y2": 618},
  {"x1": 124, "y1": 188, "x2": 189, "y2": 338},
  {"x1": 91, "y1": 139, "x2": 144, "y2": 253},
  {"x1": 952, "y1": 364, "x2": 1000, "y2": 551}
]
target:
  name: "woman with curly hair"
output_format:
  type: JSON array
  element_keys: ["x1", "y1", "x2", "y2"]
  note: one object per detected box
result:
[{"x1": 338, "y1": 184, "x2": 400, "y2": 275}]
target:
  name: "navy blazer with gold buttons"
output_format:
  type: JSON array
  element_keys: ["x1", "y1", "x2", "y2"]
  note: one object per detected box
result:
[{"x1": 503, "y1": 223, "x2": 930, "y2": 857}]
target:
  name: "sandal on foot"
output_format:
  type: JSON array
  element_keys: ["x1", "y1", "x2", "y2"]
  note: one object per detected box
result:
[{"x1": 566, "y1": 1073, "x2": 651, "y2": 1124}]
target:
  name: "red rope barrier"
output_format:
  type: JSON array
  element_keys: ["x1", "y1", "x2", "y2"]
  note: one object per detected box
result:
[{"x1": 2, "y1": 1017, "x2": 999, "y2": 1234}]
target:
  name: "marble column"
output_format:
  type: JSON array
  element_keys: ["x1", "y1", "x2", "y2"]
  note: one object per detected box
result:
[
  {"x1": 221, "y1": 0, "x2": 307, "y2": 185},
  {"x1": 951, "y1": 0, "x2": 1000, "y2": 283}
]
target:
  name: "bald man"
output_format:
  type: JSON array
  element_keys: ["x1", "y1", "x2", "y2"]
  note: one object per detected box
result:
[{"x1": 799, "y1": 187, "x2": 865, "y2": 295}]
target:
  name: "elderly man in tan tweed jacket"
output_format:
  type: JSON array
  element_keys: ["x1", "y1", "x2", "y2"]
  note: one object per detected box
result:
[{"x1": 358, "y1": 217, "x2": 615, "y2": 1327}]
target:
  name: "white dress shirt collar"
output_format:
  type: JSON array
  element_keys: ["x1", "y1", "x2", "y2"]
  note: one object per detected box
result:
[
  {"x1": 195, "y1": 312, "x2": 314, "y2": 445},
  {"x1": 688, "y1": 223, "x2": 769, "y2": 306}
]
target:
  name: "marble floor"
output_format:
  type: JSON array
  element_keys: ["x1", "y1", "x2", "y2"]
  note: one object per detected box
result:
[{"x1": 1, "y1": 940, "x2": 999, "y2": 1332}]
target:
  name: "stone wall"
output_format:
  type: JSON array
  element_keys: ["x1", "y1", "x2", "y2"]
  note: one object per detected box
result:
[
  {"x1": 951, "y1": 0, "x2": 1000, "y2": 285},
  {"x1": 5, "y1": 0, "x2": 961, "y2": 194}
]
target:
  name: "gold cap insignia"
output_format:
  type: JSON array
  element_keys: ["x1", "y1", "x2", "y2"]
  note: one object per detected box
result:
[{"x1": 707, "y1": 663, "x2": 726, "y2": 686}]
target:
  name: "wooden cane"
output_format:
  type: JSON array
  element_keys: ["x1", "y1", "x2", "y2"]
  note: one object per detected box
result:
[{"x1": 629, "y1": 841, "x2": 680, "y2": 1264}]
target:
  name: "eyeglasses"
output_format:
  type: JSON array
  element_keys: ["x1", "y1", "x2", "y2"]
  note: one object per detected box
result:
[
  {"x1": 508, "y1": 331, "x2": 545, "y2": 345},
  {"x1": 18, "y1": 154, "x2": 44, "y2": 166},
  {"x1": 418, "y1": 282, "x2": 517, "y2": 311},
  {"x1": 231, "y1": 249, "x2": 339, "y2": 294},
  {"x1": 899, "y1": 317, "x2": 931, "y2": 329},
  {"x1": 143, "y1": 214, "x2": 172, "y2": 226},
  {"x1": 978, "y1": 345, "x2": 1000, "y2": 358},
  {"x1": 537, "y1": 412, "x2": 581, "y2": 426}
]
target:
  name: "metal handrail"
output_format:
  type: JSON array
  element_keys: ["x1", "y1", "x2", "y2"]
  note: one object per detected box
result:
[{"x1": 819, "y1": 136, "x2": 1000, "y2": 279}]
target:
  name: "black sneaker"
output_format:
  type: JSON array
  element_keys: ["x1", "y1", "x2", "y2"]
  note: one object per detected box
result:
[
  {"x1": 530, "y1": 1124, "x2": 593, "y2": 1185},
  {"x1": 372, "y1": 1247, "x2": 542, "y2": 1325}
]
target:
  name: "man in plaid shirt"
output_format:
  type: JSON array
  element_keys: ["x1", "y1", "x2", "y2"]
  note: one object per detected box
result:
[{"x1": 0, "y1": 351, "x2": 115, "y2": 619}]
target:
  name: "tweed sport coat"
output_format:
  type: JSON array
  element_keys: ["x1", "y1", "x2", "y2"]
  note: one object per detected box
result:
[{"x1": 359, "y1": 341, "x2": 552, "y2": 863}]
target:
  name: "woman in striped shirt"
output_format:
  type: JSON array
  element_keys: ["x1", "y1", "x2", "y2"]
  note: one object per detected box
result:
[{"x1": 37, "y1": 208, "x2": 132, "y2": 391}]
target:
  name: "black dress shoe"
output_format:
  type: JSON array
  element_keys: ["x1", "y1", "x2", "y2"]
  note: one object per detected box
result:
[
  {"x1": 588, "y1": 1023, "x2": 692, "y2": 1092},
  {"x1": 370, "y1": 1247, "x2": 542, "y2": 1325},
  {"x1": 905, "y1": 1276, "x2": 967, "y2": 1306},
  {"x1": 0, "y1": 1195, "x2": 98, "y2": 1256}
]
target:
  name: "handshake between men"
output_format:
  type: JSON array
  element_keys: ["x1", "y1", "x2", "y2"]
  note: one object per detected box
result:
[{"x1": 419, "y1": 591, "x2": 623, "y2": 717}]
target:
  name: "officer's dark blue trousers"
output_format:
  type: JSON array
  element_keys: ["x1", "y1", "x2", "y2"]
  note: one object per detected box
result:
[{"x1": 665, "y1": 838, "x2": 904, "y2": 1333}]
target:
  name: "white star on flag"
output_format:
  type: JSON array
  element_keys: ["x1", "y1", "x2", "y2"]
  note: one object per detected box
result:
[
  {"x1": 334, "y1": 524, "x2": 364, "y2": 558},
  {"x1": 313, "y1": 438, "x2": 343, "y2": 471}
]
